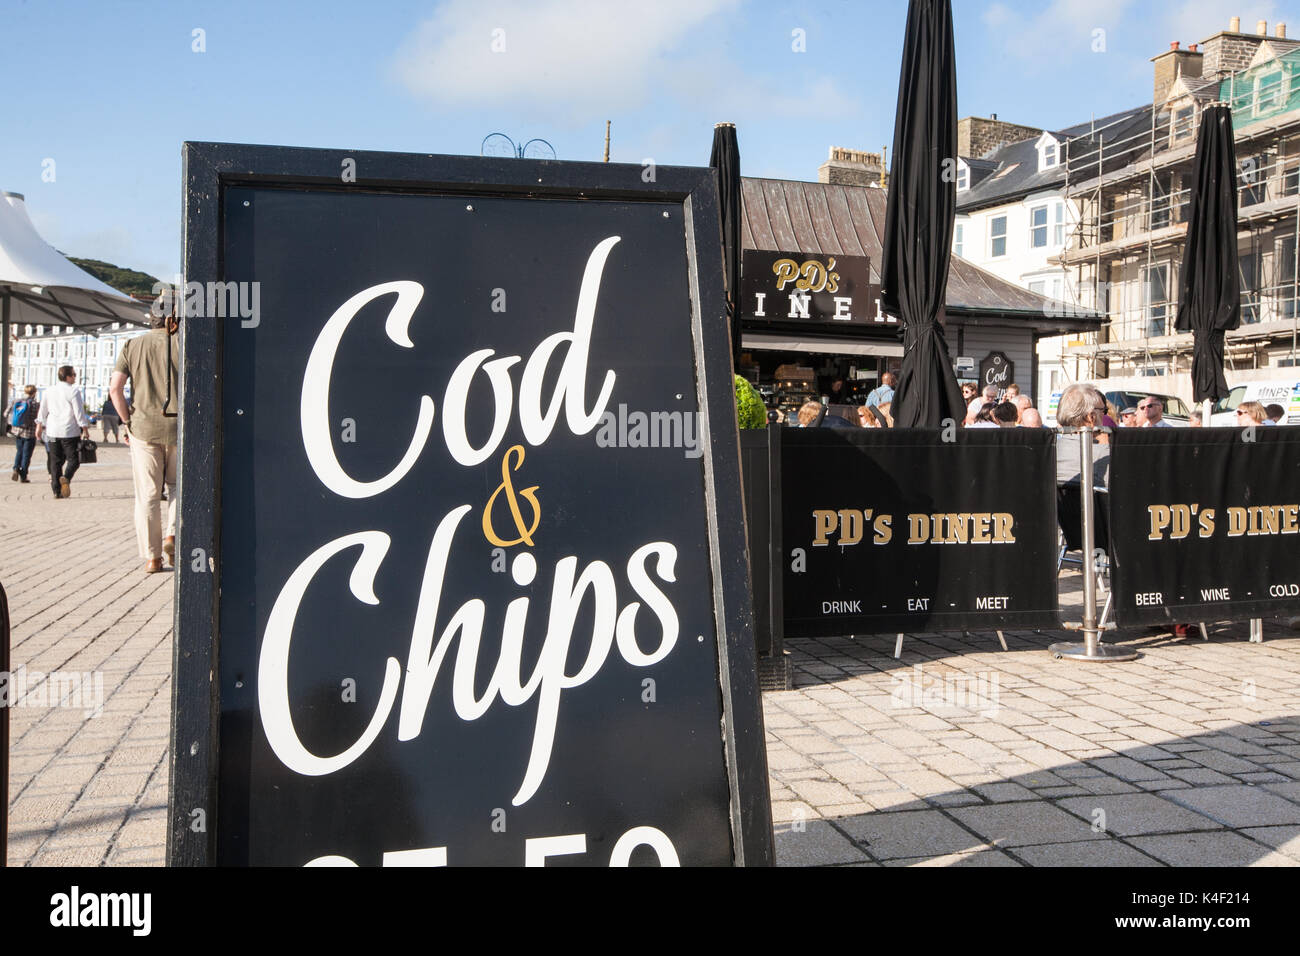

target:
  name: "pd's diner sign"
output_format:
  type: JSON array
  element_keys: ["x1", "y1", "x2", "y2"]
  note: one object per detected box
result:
[
  {"x1": 170, "y1": 144, "x2": 771, "y2": 866},
  {"x1": 779, "y1": 428, "x2": 1060, "y2": 635},
  {"x1": 740, "y1": 249, "x2": 897, "y2": 332},
  {"x1": 1107, "y1": 427, "x2": 1300, "y2": 625}
]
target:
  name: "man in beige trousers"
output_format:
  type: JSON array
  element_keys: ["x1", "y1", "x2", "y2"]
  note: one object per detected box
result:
[{"x1": 110, "y1": 296, "x2": 179, "y2": 573}]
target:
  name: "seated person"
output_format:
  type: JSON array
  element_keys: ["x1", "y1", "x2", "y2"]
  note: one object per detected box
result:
[{"x1": 1054, "y1": 383, "x2": 1110, "y2": 489}]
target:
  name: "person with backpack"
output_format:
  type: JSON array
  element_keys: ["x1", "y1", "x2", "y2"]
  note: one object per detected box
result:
[{"x1": 4, "y1": 384, "x2": 40, "y2": 483}]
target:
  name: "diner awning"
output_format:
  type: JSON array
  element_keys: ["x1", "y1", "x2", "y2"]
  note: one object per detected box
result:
[{"x1": 741, "y1": 332, "x2": 904, "y2": 357}]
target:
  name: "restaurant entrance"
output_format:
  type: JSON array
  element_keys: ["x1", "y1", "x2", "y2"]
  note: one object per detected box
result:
[{"x1": 738, "y1": 333, "x2": 904, "y2": 423}]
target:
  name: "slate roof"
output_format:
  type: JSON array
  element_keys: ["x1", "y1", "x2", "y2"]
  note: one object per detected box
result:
[
  {"x1": 955, "y1": 104, "x2": 1151, "y2": 213},
  {"x1": 740, "y1": 177, "x2": 1100, "y2": 327}
]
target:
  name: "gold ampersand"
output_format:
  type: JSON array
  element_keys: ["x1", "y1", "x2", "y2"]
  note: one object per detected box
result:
[{"x1": 482, "y1": 444, "x2": 541, "y2": 547}]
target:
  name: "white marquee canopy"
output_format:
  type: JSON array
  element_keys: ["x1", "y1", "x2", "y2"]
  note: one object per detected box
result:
[{"x1": 0, "y1": 190, "x2": 149, "y2": 331}]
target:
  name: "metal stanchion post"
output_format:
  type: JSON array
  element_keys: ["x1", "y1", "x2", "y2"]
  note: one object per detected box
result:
[{"x1": 1051, "y1": 427, "x2": 1138, "y2": 662}]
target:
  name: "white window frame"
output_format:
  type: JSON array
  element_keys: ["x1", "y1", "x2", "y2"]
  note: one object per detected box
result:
[
  {"x1": 1036, "y1": 134, "x2": 1060, "y2": 172},
  {"x1": 954, "y1": 222, "x2": 964, "y2": 258},
  {"x1": 990, "y1": 216, "x2": 1008, "y2": 258},
  {"x1": 956, "y1": 162, "x2": 969, "y2": 191},
  {"x1": 1029, "y1": 205, "x2": 1049, "y2": 249}
]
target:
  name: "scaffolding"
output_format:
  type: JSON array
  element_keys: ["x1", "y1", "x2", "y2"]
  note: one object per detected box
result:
[{"x1": 1058, "y1": 47, "x2": 1300, "y2": 381}]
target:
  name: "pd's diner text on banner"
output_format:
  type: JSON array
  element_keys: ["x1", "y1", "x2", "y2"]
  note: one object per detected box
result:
[
  {"x1": 779, "y1": 428, "x2": 1060, "y2": 636},
  {"x1": 1108, "y1": 427, "x2": 1300, "y2": 626}
]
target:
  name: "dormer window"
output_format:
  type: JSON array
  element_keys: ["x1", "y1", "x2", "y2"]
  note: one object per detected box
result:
[
  {"x1": 1257, "y1": 70, "x2": 1284, "y2": 113},
  {"x1": 1036, "y1": 133, "x2": 1060, "y2": 172},
  {"x1": 956, "y1": 160, "x2": 969, "y2": 191}
]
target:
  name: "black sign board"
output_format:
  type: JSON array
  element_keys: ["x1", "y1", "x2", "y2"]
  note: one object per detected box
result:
[
  {"x1": 1108, "y1": 427, "x2": 1300, "y2": 625},
  {"x1": 978, "y1": 351, "x2": 1014, "y2": 399},
  {"x1": 740, "y1": 249, "x2": 897, "y2": 334},
  {"x1": 779, "y1": 428, "x2": 1060, "y2": 635},
  {"x1": 170, "y1": 143, "x2": 771, "y2": 866}
]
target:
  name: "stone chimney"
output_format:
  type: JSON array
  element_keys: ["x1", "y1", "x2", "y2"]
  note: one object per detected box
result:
[
  {"x1": 818, "y1": 147, "x2": 886, "y2": 187},
  {"x1": 1152, "y1": 41, "x2": 1204, "y2": 104},
  {"x1": 1201, "y1": 15, "x2": 1272, "y2": 78},
  {"x1": 956, "y1": 116, "x2": 1043, "y2": 159}
]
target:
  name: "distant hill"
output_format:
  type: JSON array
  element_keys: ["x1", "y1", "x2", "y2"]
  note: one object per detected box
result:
[{"x1": 67, "y1": 258, "x2": 165, "y2": 298}]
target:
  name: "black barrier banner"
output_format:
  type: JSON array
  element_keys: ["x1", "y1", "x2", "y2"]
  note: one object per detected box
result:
[
  {"x1": 779, "y1": 428, "x2": 1060, "y2": 635},
  {"x1": 172, "y1": 144, "x2": 771, "y2": 867},
  {"x1": 1108, "y1": 427, "x2": 1300, "y2": 625}
]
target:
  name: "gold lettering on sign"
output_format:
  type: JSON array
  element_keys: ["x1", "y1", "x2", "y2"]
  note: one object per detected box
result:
[
  {"x1": 772, "y1": 257, "x2": 841, "y2": 293},
  {"x1": 1147, "y1": 502, "x2": 1299, "y2": 539}
]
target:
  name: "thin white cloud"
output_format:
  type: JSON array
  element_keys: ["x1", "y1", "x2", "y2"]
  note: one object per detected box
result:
[
  {"x1": 391, "y1": 0, "x2": 743, "y2": 124},
  {"x1": 982, "y1": 0, "x2": 1136, "y2": 61},
  {"x1": 1159, "y1": 1, "x2": 1279, "y2": 43}
]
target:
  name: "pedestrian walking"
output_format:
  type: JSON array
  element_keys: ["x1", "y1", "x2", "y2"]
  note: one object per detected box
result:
[
  {"x1": 100, "y1": 396, "x2": 121, "y2": 442},
  {"x1": 34, "y1": 367, "x2": 90, "y2": 499},
  {"x1": 110, "y1": 294, "x2": 179, "y2": 573},
  {"x1": 4, "y1": 384, "x2": 39, "y2": 483}
]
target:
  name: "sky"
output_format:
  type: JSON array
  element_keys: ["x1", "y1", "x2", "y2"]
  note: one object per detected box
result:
[{"x1": 0, "y1": 0, "x2": 1286, "y2": 283}]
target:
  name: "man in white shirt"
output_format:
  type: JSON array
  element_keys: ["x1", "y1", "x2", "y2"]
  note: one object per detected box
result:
[
  {"x1": 1137, "y1": 396, "x2": 1173, "y2": 427},
  {"x1": 34, "y1": 365, "x2": 90, "y2": 499}
]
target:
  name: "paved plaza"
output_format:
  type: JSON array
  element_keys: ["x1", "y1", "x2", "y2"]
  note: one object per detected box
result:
[{"x1": 3, "y1": 437, "x2": 1300, "y2": 866}]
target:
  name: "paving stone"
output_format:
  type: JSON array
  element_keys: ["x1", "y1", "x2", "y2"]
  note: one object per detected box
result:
[
  {"x1": 1088, "y1": 756, "x2": 1173, "y2": 782},
  {"x1": 1163, "y1": 785, "x2": 1300, "y2": 828},
  {"x1": 835, "y1": 809, "x2": 987, "y2": 860},
  {"x1": 1127, "y1": 831, "x2": 1282, "y2": 867},
  {"x1": 884, "y1": 849, "x2": 1021, "y2": 867},
  {"x1": 973, "y1": 782, "x2": 1038, "y2": 803},
  {"x1": 1238, "y1": 826, "x2": 1300, "y2": 860},
  {"x1": 1187, "y1": 750, "x2": 1266, "y2": 774},
  {"x1": 1169, "y1": 767, "x2": 1237, "y2": 786},
  {"x1": 1057, "y1": 793, "x2": 1223, "y2": 836},
  {"x1": 1011, "y1": 839, "x2": 1165, "y2": 867},
  {"x1": 774, "y1": 821, "x2": 869, "y2": 867},
  {"x1": 948, "y1": 803, "x2": 1107, "y2": 848}
]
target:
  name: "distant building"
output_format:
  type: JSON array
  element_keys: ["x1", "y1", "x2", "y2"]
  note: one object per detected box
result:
[
  {"x1": 952, "y1": 112, "x2": 1152, "y2": 399},
  {"x1": 8, "y1": 319, "x2": 149, "y2": 412},
  {"x1": 1058, "y1": 16, "x2": 1300, "y2": 395},
  {"x1": 818, "y1": 147, "x2": 888, "y2": 188}
]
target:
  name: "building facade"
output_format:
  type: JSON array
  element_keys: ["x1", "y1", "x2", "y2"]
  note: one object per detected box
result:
[
  {"x1": 1059, "y1": 17, "x2": 1300, "y2": 397},
  {"x1": 952, "y1": 114, "x2": 1139, "y2": 400},
  {"x1": 8, "y1": 321, "x2": 149, "y2": 413}
]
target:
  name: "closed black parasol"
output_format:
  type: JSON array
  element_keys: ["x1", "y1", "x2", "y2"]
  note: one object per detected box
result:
[
  {"x1": 880, "y1": 0, "x2": 966, "y2": 428},
  {"x1": 1174, "y1": 103, "x2": 1240, "y2": 404},
  {"x1": 710, "y1": 122, "x2": 743, "y2": 366}
]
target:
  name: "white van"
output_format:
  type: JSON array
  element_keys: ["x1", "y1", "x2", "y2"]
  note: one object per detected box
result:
[{"x1": 1208, "y1": 379, "x2": 1300, "y2": 426}]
